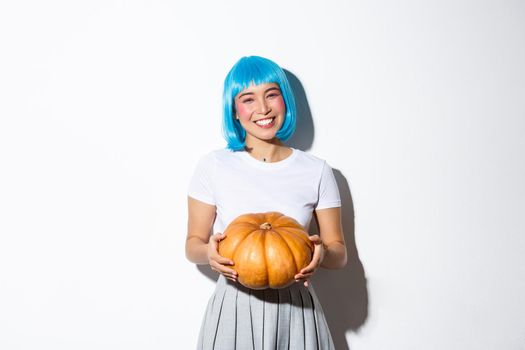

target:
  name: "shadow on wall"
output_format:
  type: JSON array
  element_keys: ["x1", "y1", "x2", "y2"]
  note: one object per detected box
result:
[
  {"x1": 288, "y1": 69, "x2": 369, "y2": 348},
  {"x1": 285, "y1": 70, "x2": 315, "y2": 151},
  {"x1": 196, "y1": 70, "x2": 369, "y2": 350},
  {"x1": 310, "y1": 169, "x2": 368, "y2": 350}
]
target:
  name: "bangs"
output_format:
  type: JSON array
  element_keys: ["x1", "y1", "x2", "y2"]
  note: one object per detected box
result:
[{"x1": 228, "y1": 57, "x2": 284, "y2": 99}]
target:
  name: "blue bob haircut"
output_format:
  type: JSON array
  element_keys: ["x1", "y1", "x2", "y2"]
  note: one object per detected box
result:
[{"x1": 222, "y1": 56, "x2": 297, "y2": 151}]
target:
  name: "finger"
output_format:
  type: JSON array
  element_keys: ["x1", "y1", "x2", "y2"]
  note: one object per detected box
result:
[
  {"x1": 214, "y1": 232, "x2": 227, "y2": 240},
  {"x1": 296, "y1": 271, "x2": 314, "y2": 279},
  {"x1": 310, "y1": 243, "x2": 323, "y2": 267},
  {"x1": 295, "y1": 268, "x2": 311, "y2": 278},
  {"x1": 294, "y1": 273, "x2": 311, "y2": 281},
  {"x1": 302, "y1": 263, "x2": 315, "y2": 274},
  {"x1": 211, "y1": 254, "x2": 234, "y2": 266},
  {"x1": 224, "y1": 272, "x2": 237, "y2": 280},
  {"x1": 299, "y1": 259, "x2": 318, "y2": 274},
  {"x1": 210, "y1": 261, "x2": 237, "y2": 275},
  {"x1": 295, "y1": 275, "x2": 312, "y2": 285},
  {"x1": 226, "y1": 275, "x2": 238, "y2": 283},
  {"x1": 217, "y1": 266, "x2": 237, "y2": 276},
  {"x1": 309, "y1": 235, "x2": 322, "y2": 244},
  {"x1": 208, "y1": 248, "x2": 234, "y2": 265},
  {"x1": 209, "y1": 233, "x2": 225, "y2": 245}
]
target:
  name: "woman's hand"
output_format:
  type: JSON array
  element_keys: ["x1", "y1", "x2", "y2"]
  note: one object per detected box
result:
[
  {"x1": 294, "y1": 235, "x2": 325, "y2": 287},
  {"x1": 207, "y1": 232, "x2": 238, "y2": 282}
]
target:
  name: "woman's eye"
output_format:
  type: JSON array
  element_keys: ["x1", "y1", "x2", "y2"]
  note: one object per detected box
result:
[
  {"x1": 267, "y1": 93, "x2": 280, "y2": 98},
  {"x1": 242, "y1": 98, "x2": 254, "y2": 103}
]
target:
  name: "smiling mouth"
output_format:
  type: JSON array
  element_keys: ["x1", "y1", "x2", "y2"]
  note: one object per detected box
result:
[{"x1": 254, "y1": 117, "x2": 275, "y2": 126}]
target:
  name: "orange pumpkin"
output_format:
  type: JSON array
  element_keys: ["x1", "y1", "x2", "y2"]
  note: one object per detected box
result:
[{"x1": 218, "y1": 211, "x2": 314, "y2": 289}]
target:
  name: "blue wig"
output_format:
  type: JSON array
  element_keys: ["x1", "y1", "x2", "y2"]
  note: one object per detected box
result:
[{"x1": 222, "y1": 56, "x2": 297, "y2": 151}]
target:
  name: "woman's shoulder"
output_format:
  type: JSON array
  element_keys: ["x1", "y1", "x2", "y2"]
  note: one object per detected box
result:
[{"x1": 292, "y1": 148, "x2": 328, "y2": 167}]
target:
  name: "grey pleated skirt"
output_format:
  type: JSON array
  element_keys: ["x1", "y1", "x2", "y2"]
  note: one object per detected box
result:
[{"x1": 196, "y1": 275, "x2": 335, "y2": 350}]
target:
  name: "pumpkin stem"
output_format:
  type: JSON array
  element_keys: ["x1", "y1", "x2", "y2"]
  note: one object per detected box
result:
[{"x1": 260, "y1": 222, "x2": 272, "y2": 230}]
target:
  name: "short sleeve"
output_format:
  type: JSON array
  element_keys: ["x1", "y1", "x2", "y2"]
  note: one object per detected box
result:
[
  {"x1": 315, "y1": 161, "x2": 341, "y2": 210},
  {"x1": 187, "y1": 152, "x2": 216, "y2": 205}
]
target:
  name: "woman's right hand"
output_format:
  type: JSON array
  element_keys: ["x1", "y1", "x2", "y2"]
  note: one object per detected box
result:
[{"x1": 207, "y1": 232, "x2": 238, "y2": 282}]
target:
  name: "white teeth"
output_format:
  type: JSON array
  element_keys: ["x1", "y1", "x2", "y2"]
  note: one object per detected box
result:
[{"x1": 255, "y1": 118, "x2": 274, "y2": 126}]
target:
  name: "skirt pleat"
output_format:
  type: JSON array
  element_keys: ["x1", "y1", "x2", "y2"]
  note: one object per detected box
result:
[
  {"x1": 250, "y1": 289, "x2": 265, "y2": 350},
  {"x1": 197, "y1": 292, "x2": 215, "y2": 350},
  {"x1": 309, "y1": 286, "x2": 333, "y2": 350},
  {"x1": 299, "y1": 287, "x2": 318, "y2": 350},
  {"x1": 235, "y1": 288, "x2": 254, "y2": 350},
  {"x1": 216, "y1": 286, "x2": 238, "y2": 349},
  {"x1": 289, "y1": 288, "x2": 305, "y2": 350},
  {"x1": 276, "y1": 289, "x2": 291, "y2": 349},
  {"x1": 197, "y1": 276, "x2": 335, "y2": 350},
  {"x1": 201, "y1": 285, "x2": 227, "y2": 350},
  {"x1": 262, "y1": 289, "x2": 279, "y2": 350}
]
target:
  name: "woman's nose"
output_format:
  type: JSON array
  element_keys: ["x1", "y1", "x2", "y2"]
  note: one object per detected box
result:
[{"x1": 258, "y1": 98, "x2": 270, "y2": 115}]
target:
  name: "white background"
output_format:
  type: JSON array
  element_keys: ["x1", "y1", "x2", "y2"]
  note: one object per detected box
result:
[{"x1": 1, "y1": 1, "x2": 524, "y2": 349}]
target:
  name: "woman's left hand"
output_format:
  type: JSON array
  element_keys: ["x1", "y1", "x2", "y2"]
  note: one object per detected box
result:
[{"x1": 294, "y1": 235, "x2": 325, "y2": 287}]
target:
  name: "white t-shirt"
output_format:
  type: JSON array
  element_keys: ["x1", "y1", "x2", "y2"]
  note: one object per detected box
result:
[{"x1": 187, "y1": 147, "x2": 341, "y2": 234}]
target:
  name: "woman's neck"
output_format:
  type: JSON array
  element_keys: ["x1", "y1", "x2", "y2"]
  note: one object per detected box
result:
[{"x1": 244, "y1": 137, "x2": 291, "y2": 163}]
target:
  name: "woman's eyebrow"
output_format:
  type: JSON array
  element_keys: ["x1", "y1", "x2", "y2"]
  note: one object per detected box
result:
[
  {"x1": 238, "y1": 87, "x2": 280, "y2": 99},
  {"x1": 265, "y1": 87, "x2": 281, "y2": 93},
  {"x1": 237, "y1": 91, "x2": 254, "y2": 99}
]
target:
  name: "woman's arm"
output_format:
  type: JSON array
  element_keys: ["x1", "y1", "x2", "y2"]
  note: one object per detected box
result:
[
  {"x1": 185, "y1": 196, "x2": 238, "y2": 281},
  {"x1": 294, "y1": 206, "x2": 347, "y2": 286},
  {"x1": 315, "y1": 206, "x2": 347, "y2": 269},
  {"x1": 185, "y1": 196, "x2": 216, "y2": 264}
]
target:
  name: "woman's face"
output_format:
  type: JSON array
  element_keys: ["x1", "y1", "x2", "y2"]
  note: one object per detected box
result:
[{"x1": 234, "y1": 82, "x2": 286, "y2": 142}]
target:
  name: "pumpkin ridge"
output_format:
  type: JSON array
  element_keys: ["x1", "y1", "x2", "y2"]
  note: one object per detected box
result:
[
  {"x1": 262, "y1": 229, "x2": 267, "y2": 286},
  {"x1": 265, "y1": 229, "x2": 296, "y2": 287},
  {"x1": 276, "y1": 226, "x2": 313, "y2": 249},
  {"x1": 273, "y1": 224, "x2": 304, "y2": 230},
  {"x1": 233, "y1": 229, "x2": 268, "y2": 289},
  {"x1": 230, "y1": 226, "x2": 257, "y2": 256},
  {"x1": 265, "y1": 211, "x2": 285, "y2": 220},
  {"x1": 271, "y1": 229, "x2": 301, "y2": 271},
  {"x1": 220, "y1": 222, "x2": 260, "y2": 259},
  {"x1": 275, "y1": 227, "x2": 313, "y2": 270},
  {"x1": 270, "y1": 228, "x2": 296, "y2": 265}
]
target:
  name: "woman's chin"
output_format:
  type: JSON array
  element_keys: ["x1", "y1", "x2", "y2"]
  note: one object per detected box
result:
[
  {"x1": 245, "y1": 129, "x2": 278, "y2": 141},
  {"x1": 252, "y1": 134, "x2": 279, "y2": 143}
]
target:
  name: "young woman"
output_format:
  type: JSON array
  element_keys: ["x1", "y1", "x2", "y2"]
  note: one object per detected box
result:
[{"x1": 185, "y1": 56, "x2": 347, "y2": 349}]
